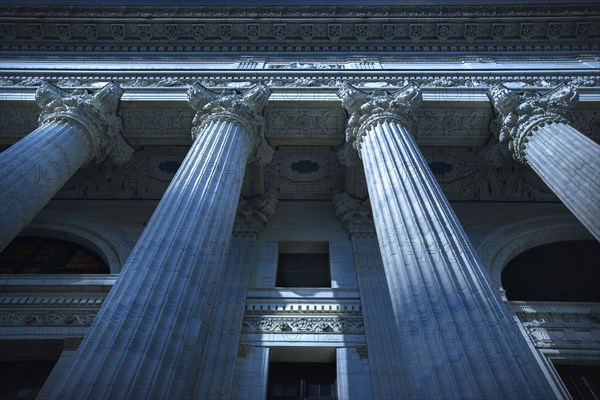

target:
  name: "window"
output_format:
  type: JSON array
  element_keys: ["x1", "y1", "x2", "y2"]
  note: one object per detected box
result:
[
  {"x1": 554, "y1": 364, "x2": 600, "y2": 400},
  {"x1": 501, "y1": 240, "x2": 600, "y2": 302},
  {"x1": 0, "y1": 360, "x2": 57, "y2": 400},
  {"x1": 267, "y1": 362, "x2": 337, "y2": 400},
  {"x1": 276, "y1": 241, "x2": 330, "y2": 288},
  {"x1": 0, "y1": 236, "x2": 109, "y2": 274}
]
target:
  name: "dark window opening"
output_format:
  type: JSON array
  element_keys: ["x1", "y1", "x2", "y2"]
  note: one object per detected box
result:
[
  {"x1": 554, "y1": 364, "x2": 600, "y2": 400},
  {"x1": 276, "y1": 241, "x2": 330, "y2": 288},
  {"x1": 0, "y1": 236, "x2": 109, "y2": 274},
  {"x1": 501, "y1": 240, "x2": 600, "y2": 302},
  {"x1": 0, "y1": 360, "x2": 57, "y2": 400},
  {"x1": 267, "y1": 362, "x2": 337, "y2": 400}
]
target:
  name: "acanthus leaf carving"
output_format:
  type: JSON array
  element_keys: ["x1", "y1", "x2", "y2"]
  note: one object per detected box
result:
[
  {"x1": 35, "y1": 81, "x2": 134, "y2": 165},
  {"x1": 234, "y1": 191, "x2": 278, "y2": 235},
  {"x1": 487, "y1": 82, "x2": 579, "y2": 163},
  {"x1": 338, "y1": 82, "x2": 422, "y2": 156},
  {"x1": 242, "y1": 316, "x2": 364, "y2": 334},
  {"x1": 187, "y1": 82, "x2": 273, "y2": 165},
  {"x1": 333, "y1": 192, "x2": 375, "y2": 236}
]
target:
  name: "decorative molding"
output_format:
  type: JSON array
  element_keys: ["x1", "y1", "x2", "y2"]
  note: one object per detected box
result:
[
  {"x1": 1, "y1": 74, "x2": 599, "y2": 92},
  {"x1": 36, "y1": 81, "x2": 134, "y2": 165},
  {"x1": 0, "y1": 310, "x2": 98, "y2": 327},
  {"x1": 234, "y1": 192, "x2": 278, "y2": 235},
  {"x1": 338, "y1": 83, "x2": 422, "y2": 156},
  {"x1": 512, "y1": 302, "x2": 600, "y2": 350},
  {"x1": 1, "y1": 5, "x2": 598, "y2": 54},
  {"x1": 237, "y1": 344, "x2": 251, "y2": 359},
  {"x1": 355, "y1": 344, "x2": 368, "y2": 359},
  {"x1": 187, "y1": 82, "x2": 273, "y2": 166},
  {"x1": 416, "y1": 108, "x2": 490, "y2": 146},
  {"x1": 487, "y1": 83, "x2": 579, "y2": 163},
  {"x1": 245, "y1": 300, "x2": 362, "y2": 315},
  {"x1": 265, "y1": 145, "x2": 344, "y2": 200},
  {"x1": 0, "y1": 296, "x2": 105, "y2": 307},
  {"x1": 265, "y1": 107, "x2": 345, "y2": 142},
  {"x1": 332, "y1": 192, "x2": 375, "y2": 236},
  {"x1": 241, "y1": 316, "x2": 364, "y2": 334}
]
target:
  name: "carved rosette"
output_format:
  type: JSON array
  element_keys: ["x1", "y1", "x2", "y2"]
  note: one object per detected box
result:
[
  {"x1": 187, "y1": 82, "x2": 273, "y2": 166},
  {"x1": 337, "y1": 82, "x2": 422, "y2": 157},
  {"x1": 35, "y1": 81, "x2": 133, "y2": 164},
  {"x1": 333, "y1": 192, "x2": 375, "y2": 236},
  {"x1": 487, "y1": 82, "x2": 579, "y2": 163},
  {"x1": 233, "y1": 191, "x2": 278, "y2": 235}
]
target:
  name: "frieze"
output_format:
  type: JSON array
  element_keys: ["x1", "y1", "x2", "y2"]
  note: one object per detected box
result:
[
  {"x1": 416, "y1": 108, "x2": 491, "y2": 146},
  {"x1": 0, "y1": 310, "x2": 98, "y2": 327},
  {"x1": 265, "y1": 107, "x2": 345, "y2": 142},
  {"x1": 1, "y1": 100, "x2": 596, "y2": 149},
  {"x1": 241, "y1": 316, "x2": 364, "y2": 334}
]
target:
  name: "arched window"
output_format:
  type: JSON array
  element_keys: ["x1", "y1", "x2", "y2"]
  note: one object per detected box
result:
[
  {"x1": 0, "y1": 236, "x2": 109, "y2": 274},
  {"x1": 501, "y1": 240, "x2": 600, "y2": 302}
]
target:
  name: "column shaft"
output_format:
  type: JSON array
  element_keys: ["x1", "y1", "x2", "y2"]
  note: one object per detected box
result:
[
  {"x1": 525, "y1": 122, "x2": 600, "y2": 239},
  {"x1": 51, "y1": 119, "x2": 251, "y2": 399},
  {"x1": 360, "y1": 119, "x2": 556, "y2": 399},
  {"x1": 488, "y1": 82, "x2": 599, "y2": 240},
  {"x1": 351, "y1": 235, "x2": 404, "y2": 399},
  {"x1": 194, "y1": 234, "x2": 257, "y2": 399},
  {"x1": 0, "y1": 122, "x2": 92, "y2": 250},
  {"x1": 0, "y1": 81, "x2": 131, "y2": 252}
]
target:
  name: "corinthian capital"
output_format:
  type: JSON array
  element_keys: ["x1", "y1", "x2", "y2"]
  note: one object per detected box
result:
[
  {"x1": 35, "y1": 82, "x2": 133, "y2": 164},
  {"x1": 187, "y1": 82, "x2": 273, "y2": 166},
  {"x1": 333, "y1": 192, "x2": 375, "y2": 236},
  {"x1": 487, "y1": 83, "x2": 578, "y2": 163},
  {"x1": 337, "y1": 83, "x2": 422, "y2": 157},
  {"x1": 234, "y1": 191, "x2": 278, "y2": 235}
]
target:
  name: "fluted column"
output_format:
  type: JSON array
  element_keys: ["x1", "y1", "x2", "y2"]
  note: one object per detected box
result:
[
  {"x1": 195, "y1": 192, "x2": 277, "y2": 399},
  {"x1": 338, "y1": 83, "x2": 559, "y2": 399},
  {"x1": 488, "y1": 83, "x2": 600, "y2": 240},
  {"x1": 50, "y1": 83, "x2": 272, "y2": 400},
  {"x1": 333, "y1": 192, "x2": 403, "y2": 399},
  {"x1": 0, "y1": 82, "x2": 132, "y2": 251}
]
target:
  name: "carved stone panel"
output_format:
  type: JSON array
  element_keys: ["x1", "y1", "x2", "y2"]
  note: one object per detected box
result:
[
  {"x1": 265, "y1": 145, "x2": 345, "y2": 200},
  {"x1": 265, "y1": 107, "x2": 345, "y2": 143}
]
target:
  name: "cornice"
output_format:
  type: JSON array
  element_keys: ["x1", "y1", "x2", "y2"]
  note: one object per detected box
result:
[
  {"x1": 1, "y1": 4, "x2": 598, "y2": 18},
  {"x1": 1, "y1": 4, "x2": 598, "y2": 54}
]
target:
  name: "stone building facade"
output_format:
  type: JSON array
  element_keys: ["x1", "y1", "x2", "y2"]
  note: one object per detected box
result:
[{"x1": 0, "y1": 2, "x2": 599, "y2": 399}]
